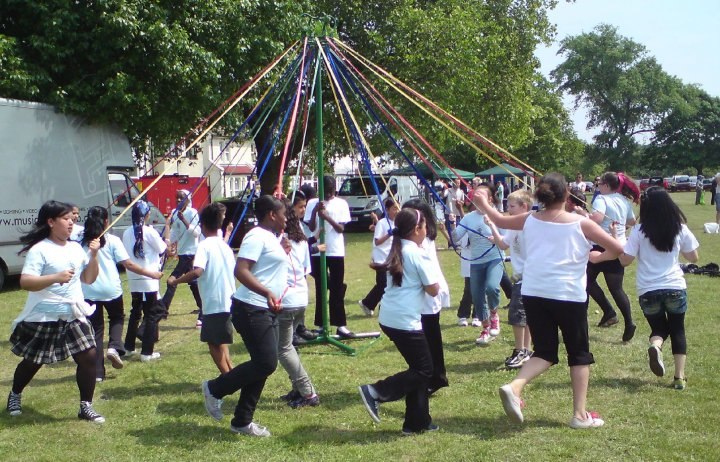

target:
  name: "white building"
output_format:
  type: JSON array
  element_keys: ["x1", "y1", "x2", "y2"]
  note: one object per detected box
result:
[{"x1": 142, "y1": 135, "x2": 257, "y2": 200}]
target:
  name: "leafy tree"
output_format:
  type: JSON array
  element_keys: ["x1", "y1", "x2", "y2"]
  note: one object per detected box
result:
[
  {"x1": 0, "y1": 0, "x2": 309, "y2": 152},
  {"x1": 646, "y1": 84, "x2": 720, "y2": 175},
  {"x1": 552, "y1": 24, "x2": 680, "y2": 170}
]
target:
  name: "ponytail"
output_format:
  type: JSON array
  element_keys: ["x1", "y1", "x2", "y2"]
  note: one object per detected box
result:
[
  {"x1": 81, "y1": 206, "x2": 108, "y2": 248},
  {"x1": 617, "y1": 172, "x2": 640, "y2": 204},
  {"x1": 385, "y1": 208, "x2": 424, "y2": 287}
]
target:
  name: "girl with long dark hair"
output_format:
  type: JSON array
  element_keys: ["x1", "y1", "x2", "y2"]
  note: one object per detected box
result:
[
  {"x1": 359, "y1": 208, "x2": 440, "y2": 434},
  {"x1": 82, "y1": 206, "x2": 162, "y2": 380},
  {"x1": 121, "y1": 201, "x2": 167, "y2": 362},
  {"x1": 588, "y1": 171, "x2": 640, "y2": 342},
  {"x1": 619, "y1": 187, "x2": 699, "y2": 390},
  {"x1": 7, "y1": 201, "x2": 104, "y2": 422}
]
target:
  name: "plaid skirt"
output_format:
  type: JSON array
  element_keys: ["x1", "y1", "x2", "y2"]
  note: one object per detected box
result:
[{"x1": 10, "y1": 320, "x2": 96, "y2": 364}]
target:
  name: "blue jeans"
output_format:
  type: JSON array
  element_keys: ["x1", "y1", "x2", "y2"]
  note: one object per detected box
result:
[
  {"x1": 638, "y1": 289, "x2": 687, "y2": 355},
  {"x1": 470, "y1": 259, "x2": 503, "y2": 321}
]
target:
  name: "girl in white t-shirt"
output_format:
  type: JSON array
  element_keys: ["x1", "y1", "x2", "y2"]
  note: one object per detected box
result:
[
  {"x1": 619, "y1": 187, "x2": 699, "y2": 390},
  {"x1": 474, "y1": 173, "x2": 623, "y2": 429},
  {"x1": 588, "y1": 171, "x2": 640, "y2": 342},
  {"x1": 359, "y1": 198, "x2": 399, "y2": 317},
  {"x1": 121, "y1": 201, "x2": 167, "y2": 362},
  {"x1": 82, "y1": 206, "x2": 162, "y2": 380},
  {"x1": 8, "y1": 200, "x2": 104, "y2": 422},
  {"x1": 276, "y1": 193, "x2": 320, "y2": 408},
  {"x1": 359, "y1": 208, "x2": 440, "y2": 434},
  {"x1": 201, "y1": 195, "x2": 288, "y2": 437}
]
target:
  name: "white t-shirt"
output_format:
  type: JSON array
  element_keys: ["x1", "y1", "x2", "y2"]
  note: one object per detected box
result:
[
  {"x1": 82, "y1": 234, "x2": 129, "y2": 301},
  {"x1": 421, "y1": 238, "x2": 450, "y2": 314},
  {"x1": 70, "y1": 224, "x2": 84, "y2": 243},
  {"x1": 453, "y1": 211, "x2": 500, "y2": 263},
  {"x1": 623, "y1": 224, "x2": 699, "y2": 296},
  {"x1": 592, "y1": 193, "x2": 635, "y2": 244},
  {"x1": 378, "y1": 239, "x2": 438, "y2": 331},
  {"x1": 502, "y1": 229, "x2": 525, "y2": 277},
  {"x1": 170, "y1": 207, "x2": 201, "y2": 255},
  {"x1": 282, "y1": 240, "x2": 312, "y2": 309},
  {"x1": 233, "y1": 226, "x2": 289, "y2": 308},
  {"x1": 445, "y1": 187, "x2": 464, "y2": 215},
  {"x1": 307, "y1": 197, "x2": 351, "y2": 257},
  {"x1": 521, "y1": 215, "x2": 592, "y2": 302},
  {"x1": 21, "y1": 239, "x2": 89, "y2": 320},
  {"x1": 122, "y1": 226, "x2": 167, "y2": 293},
  {"x1": 194, "y1": 236, "x2": 236, "y2": 315},
  {"x1": 572, "y1": 181, "x2": 587, "y2": 192},
  {"x1": 459, "y1": 234, "x2": 471, "y2": 278},
  {"x1": 371, "y1": 218, "x2": 394, "y2": 264}
]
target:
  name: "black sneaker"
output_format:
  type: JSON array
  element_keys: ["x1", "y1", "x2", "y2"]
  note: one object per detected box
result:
[
  {"x1": 506, "y1": 350, "x2": 526, "y2": 369},
  {"x1": 280, "y1": 389, "x2": 302, "y2": 402},
  {"x1": 358, "y1": 385, "x2": 380, "y2": 423},
  {"x1": 622, "y1": 324, "x2": 637, "y2": 342},
  {"x1": 504, "y1": 349, "x2": 522, "y2": 368},
  {"x1": 7, "y1": 391, "x2": 21, "y2": 416},
  {"x1": 402, "y1": 423, "x2": 440, "y2": 435},
  {"x1": 288, "y1": 394, "x2": 320, "y2": 409},
  {"x1": 78, "y1": 401, "x2": 105, "y2": 423},
  {"x1": 598, "y1": 313, "x2": 619, "y2": 328}
]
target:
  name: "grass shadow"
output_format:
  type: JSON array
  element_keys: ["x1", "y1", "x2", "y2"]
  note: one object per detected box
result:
[
  {"x1": 128, "y1": 421, "x2": 236, "y2": 449},
  {"x1": 101, "y1": 380, "x2": 199, "y2": 401},
  {"x1": 445, "y1": 360, "x2": 505, "y2": 375},
  {"x1": 0, "y1": 408, "x2": 76, "y2": 427}
]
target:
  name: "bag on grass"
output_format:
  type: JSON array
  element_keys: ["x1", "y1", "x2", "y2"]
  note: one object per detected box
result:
[{"x1": 703, "y1": 223, "x2": 719, "y2": 234}]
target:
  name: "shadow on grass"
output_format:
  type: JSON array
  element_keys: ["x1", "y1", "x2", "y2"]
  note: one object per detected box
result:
[
  {"x1": 445, "y1": 360, "x2": 504, "y2": 375},
  {"x1": 102, "y1": 380, "x2": 199, "y2": 400},
  {"x1": 0, "y1": 407, "x2": 76, "y2": 427},
  {"x1": 128, "y1": 421, "x2": 236, "y2": 448}
]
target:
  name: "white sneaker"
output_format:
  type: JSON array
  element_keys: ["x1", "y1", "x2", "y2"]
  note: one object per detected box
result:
[
  {"x1": 231, "y1": 421, "x2": 271, "y2": 437},
  {"x1": 202, "y1": 380, "x2": 224, "y2": 421},
  {"x1": 471, "y1": 318, "x2": 482, "y2": 327},
  {"x1": 476, "y1": 329, "x2": 494, "y2": 346},
  {"x1": 195, "y1": 320, "x2": 203, "y2": 328},
  {"x1": 457, "y1": 317, "x2": 469, "y2": 327},
  {"x1": 358, "y1": 300, "x2": 374, "y2": 317},
  {"x1": 569, "y1": 411, "x2": 605, "y2": 429},
  {"x1": 489, "y1": 313, "x2": 501, "y2": 336},
  {"x1": 140, "y1": 352, "x2": 161, "y2": 362},
  {"x1": 107, "y1": 348, "x2": 124, "y2": 369}
]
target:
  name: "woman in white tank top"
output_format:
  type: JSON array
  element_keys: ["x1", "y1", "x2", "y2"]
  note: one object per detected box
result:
[{"x1": 473, "y1": 173, "x2": 623, "y2": 429}]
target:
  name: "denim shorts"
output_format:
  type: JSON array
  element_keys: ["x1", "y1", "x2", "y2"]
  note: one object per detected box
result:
[{"x1": 638, "y1": 289, "x2": 687, "y2": 316}]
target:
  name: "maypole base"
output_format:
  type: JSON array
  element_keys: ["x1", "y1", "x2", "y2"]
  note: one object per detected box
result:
[{"x1": 298, "y1": 331, "x2": 382, "y2": 356}]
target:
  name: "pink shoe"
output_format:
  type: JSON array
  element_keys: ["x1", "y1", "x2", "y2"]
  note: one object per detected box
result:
[{"x1": 489, "y1": 313, "x2": 500, "y2": 336}]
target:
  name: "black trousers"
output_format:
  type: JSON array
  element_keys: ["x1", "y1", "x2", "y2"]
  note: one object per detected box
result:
[
  {"x1": 421, "y1": 313, "x2": 449, "y2": 393},
  {"x1": 124, "y1": 292, "x2": 163, "y2": 355},
  {"x1": 86, "y1": 295, "x2": 125, "y2": 379},
  {"x1": 457, "y1": 277, "x2": 478, "y2": 319},
  {"x1": 373, "y1": 324, "x2": 433, "y2": 432},
  {"x1": 208, "y1": 299, "x2": 278, "y2": 428},
  {"x1": 311, "y1": 256, "x2": 347, "y2": 327},
  {"x1": 163, "y1": 254, "x2": 203, "y2": 317},
  {"x1": 361, "y1": 268, "x2": 387, "y2": 311}
]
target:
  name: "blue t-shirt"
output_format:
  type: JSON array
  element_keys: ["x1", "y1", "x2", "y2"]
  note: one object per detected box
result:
[
  {"x1": 378, "y1": 239, "x2": 438, "y2": 331},
  {"x1": 233, "y1": 226, "x2": 288, "y2": 309},
  {"x1": 194, "y1": 236, "x2": 236, "y2": 315},
  {"x1": 22, "y1": 239, "x2": 89, "y2": 317},
  {"x1": 81, "y1": 234, "x2": 129, "y2": 301},
  {"x1": 452, "y1": 211, "x2": 502, "y2": 263}
]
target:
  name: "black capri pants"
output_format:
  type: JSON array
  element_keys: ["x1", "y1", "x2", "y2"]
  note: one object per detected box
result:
[{"x1": 522, "y1": 295, "x2": 595, "y2": 367}]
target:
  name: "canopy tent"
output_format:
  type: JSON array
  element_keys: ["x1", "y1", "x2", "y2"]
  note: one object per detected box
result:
[
  {"x1": 476, "y1": 162, "x2": 528, "y2": 177},
  {"x1": 390, "y1": 161, "x2": 475, "y2": 180}
]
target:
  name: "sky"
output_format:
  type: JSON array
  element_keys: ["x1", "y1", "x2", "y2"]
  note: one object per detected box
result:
[{"x1": 534, "y1": 0, "x2": 720, "y2": 141}]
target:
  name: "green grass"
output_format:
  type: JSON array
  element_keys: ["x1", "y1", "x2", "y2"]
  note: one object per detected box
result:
[{"x1": 1, "y1": 192, "x2": 719, "y2": 461}]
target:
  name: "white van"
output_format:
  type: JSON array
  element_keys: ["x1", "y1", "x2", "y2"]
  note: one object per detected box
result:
[
  {"x1": 337, "y1": 175, "x2": 420, "y2": 228},
  {"x1": 0, "y1": 98, "x2": 164, "y2": 289}
]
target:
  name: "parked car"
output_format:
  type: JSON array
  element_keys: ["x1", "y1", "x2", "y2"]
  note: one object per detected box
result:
[
  {"x1": 583, "y1": 181, "x2": 595, "y2": 193},
  {"x1": 216, "y1": 197, "x2": 257, "y2": 249},
  {"x1": 670, "y1": 175, "x2": 692, "y2": 192},
  {"x1": 639, "y1": 179, "x2": 650, "y2": 191},
  {"x1": 703, "y1": 178, "x2": 714, "y2": 191}
]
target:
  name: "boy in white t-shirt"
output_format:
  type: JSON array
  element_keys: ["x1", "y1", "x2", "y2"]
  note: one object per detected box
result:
[
  {"x1": 168, "y1": 203, "x2": 236, "y2": 374},
  {"x1": 305, "y1": 176, "x2": 353, "y2": 337},
  {"x1": 359, "y1": 199, "x2": 398, "y2": 316},
  {"x1": 486, "y1": 189, "x2": 534, "y2": 369}
]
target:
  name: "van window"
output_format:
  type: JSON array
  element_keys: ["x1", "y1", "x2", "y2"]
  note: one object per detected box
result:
[
  {"x1": 108, "y1": 172, "x2": 141, "y2": 207},
  {"x1": 338, "y1": 177, "x2": 378, "y2": 196}
]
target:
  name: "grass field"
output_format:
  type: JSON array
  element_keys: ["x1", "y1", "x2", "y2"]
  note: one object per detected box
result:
[{"x1": 1, "y1": 192, "x2": 718, "y2": 462}]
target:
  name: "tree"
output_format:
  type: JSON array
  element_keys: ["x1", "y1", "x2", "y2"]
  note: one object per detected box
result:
[
  {"x1": 646, "y1": 84, "x2": 720, "y2": 175},
  {"x1": 552, "y1": 24, "x2": 680, "y2": 170},
  {"x1": 0, "y1": 0, "x2": 309, "y2": 152}
]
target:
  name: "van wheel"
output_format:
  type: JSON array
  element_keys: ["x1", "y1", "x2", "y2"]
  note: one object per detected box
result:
[{"x1": 0, "y1": 267, "x2": 5, "y2": 291}]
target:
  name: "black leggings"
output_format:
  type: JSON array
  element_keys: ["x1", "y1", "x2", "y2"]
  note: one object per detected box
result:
[
  {"x1": 586, "y1": 261, "x2": 634, "y2": 326},
  {"x1": 13, "y1": 348, "x2": 97, "y2": 402},
  {"x1": 645, "y1": 311, "x2": 687, "y2": 355}
]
